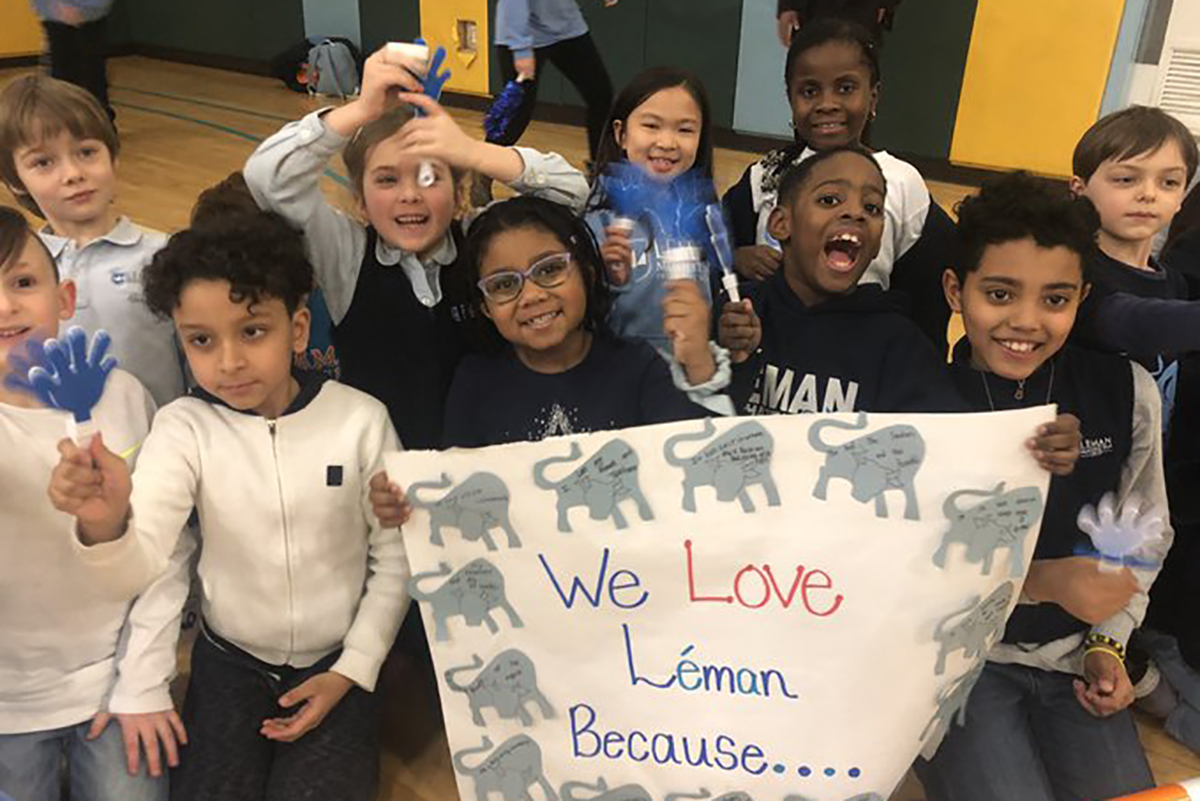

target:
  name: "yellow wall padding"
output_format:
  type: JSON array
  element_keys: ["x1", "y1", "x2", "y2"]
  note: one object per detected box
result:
[
  {"x1": 419, "y1": 0, "x2": 489, "y2": 96},
  {"x1": 0, "y1": 2, "x2": 43, "y2": 58},
  {"x1": 950, "y1": 0, "x2": 1126, "y2": 177}
]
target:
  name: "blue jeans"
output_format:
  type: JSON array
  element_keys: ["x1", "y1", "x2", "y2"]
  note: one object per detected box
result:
[
  {"x1": 0, "y1": 718, "x2": 167, "y2": 801},
  {"x1": 915, "y1": 661, "x2": 1154, "y2": 801},
  {"x1": 1139, "y1": 628, "x2": 1200, "y2": 752}
]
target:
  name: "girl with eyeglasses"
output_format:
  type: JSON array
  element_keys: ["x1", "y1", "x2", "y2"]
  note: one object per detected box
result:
[{"x1": 444, "y1": 196, "x2": 729, "y2": 448}]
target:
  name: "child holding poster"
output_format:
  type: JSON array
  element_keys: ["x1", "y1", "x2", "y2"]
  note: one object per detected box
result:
[
  {"x1": 368, "y1": 195, "x2": 728, "y2": 522},
  {"x1": 916, "y1": 172, "x2": 1170, "y2": 801}
]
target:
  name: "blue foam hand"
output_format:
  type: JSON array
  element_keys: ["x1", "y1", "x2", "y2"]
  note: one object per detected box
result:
[
  {"x1": 418, "y1": 44, "x2": 452, "y2": 110},
  {"x1": 484, "y1": 79, "x2": 530, "y2": 141},
  {"x1": 28, "y1": 327, "x2": 116, "y2": 423},
  {"x1": 1076, "y1": 491, "x2": 1165, "y2": 568}
]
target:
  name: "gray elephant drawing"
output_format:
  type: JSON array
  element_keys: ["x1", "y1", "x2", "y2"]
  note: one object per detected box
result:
[
  {"x1": 934, "y1": 482, "x2": 1045, "y2": 577},
  {"x1": 921, "y1": 660, "x2": 986, "y2": 759},
  {"x1": 533, "y1": 439, "x2": 653, "y2": 532},
  {"x1": 454, "y1": 734, "x2": 559, "y2": 801},
  {"x1": 808, "y1": 412, "x2": 925, "y2": 520},
  {"x1": 663, "y1": 419, "x2": 781, "y2": 513},
  {"x1": 559, "y1": 778, "x2": 652, "y2": 801},
  {"x1": 445, "y1": 649, "x2": 555, "y2": 727},
  {"x1": 666, "y1": 791, "x2": 755, "y2": 801},
  {"x1": 410, "y1": 559, "x2": 523, "y2": 641},
  {"x1": 409, "y1": 472, "x2": 521, "y2": 551},
  {"x1": 934, "y1": 582, "x2": 1015, "y2": 675}
]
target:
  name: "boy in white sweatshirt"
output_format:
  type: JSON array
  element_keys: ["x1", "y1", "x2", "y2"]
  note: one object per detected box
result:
[
  {"x1": 0, "y1": 205, "x2": 188, "y2": 801},
  {"x1": 49, "y1": 209, "x2": 410, "y2": 800}
]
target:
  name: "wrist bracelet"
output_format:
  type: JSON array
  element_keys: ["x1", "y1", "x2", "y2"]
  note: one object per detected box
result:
[
  {"x1": 1085, "y1": 633, "x2": 1126, "y2": 661},
  {"x1": 1085, "y1": 645, "x2": 1124, "y2": 664}
]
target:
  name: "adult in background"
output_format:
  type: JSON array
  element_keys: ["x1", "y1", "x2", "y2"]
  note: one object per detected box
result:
[
  {"x1": 31, "y1": 0, "x2": 115, "y2": 120},
  {"x1": 491, "y1": 0, "x2": 616, "y2": 159},
  {"x1": 777, "y1": 0, "x2": 902, "y2": 47}
]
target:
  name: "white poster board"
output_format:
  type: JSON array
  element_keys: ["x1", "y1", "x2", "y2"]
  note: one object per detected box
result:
[{"x1": 386, "y1": 409, "x2": 1054, "y2": 801}]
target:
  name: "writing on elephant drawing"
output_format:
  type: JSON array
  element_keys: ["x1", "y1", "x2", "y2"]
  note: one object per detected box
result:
[
  {"x1": 933, "y1": 582, "x2": 1014, "y2": 675},
  {"x1": 409, "y1": 471, "x2": 521, "y2": 551},
  {"x1": 410, "y1": 559, "x2": 524, "y2": 641},
  {"x1": 921, "y1": 660, "x2": 986, "y2": 759},
  {"x1": 453, "y1": 734, "x2": 559, "y2": 801},
  {"x1": 559, "y1": 777, "x2": 652, "y2": 801},
  {"x1": 933, "y1": 482, "x2": 1044, "y2": 577},
  {"x1": 663, "y1": 419, "x2": 781, "y2": 513},
  {"x1": 534, "y1": 439, "x2": 654, "y2": 532},
  {"x1": 808, "y1": 412, "x2": 925, "y2": 520},
  {"x1": 445, "y1": 648, "x2": 556, "y2": 727}
]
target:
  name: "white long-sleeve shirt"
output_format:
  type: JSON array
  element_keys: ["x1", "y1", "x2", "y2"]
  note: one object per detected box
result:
[
  {"x1": 0, "y1": 369, "x2": 192, "y2": 733},
  {"x1": 77, "y1": 378, "x2": 411, "y2": 691}
]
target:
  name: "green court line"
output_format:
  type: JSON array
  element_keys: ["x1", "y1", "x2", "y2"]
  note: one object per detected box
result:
[
  {"x1": 112, "y1": 84, "x2": 297, "y2": 123},
  {"x1": 111, "y1": 99, "x2": 349, "y2": 187}
]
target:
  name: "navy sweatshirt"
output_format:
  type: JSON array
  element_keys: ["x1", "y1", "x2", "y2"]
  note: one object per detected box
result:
[
  {"x1": 731, "y1": 270, "x2": 960, "y2": 415},
  {"x1": 443, "y1": 334, "x2": 708, "y2": 448},
  {"x1": 950, "y1": 340, "x2": 1135, "y2": 646}
]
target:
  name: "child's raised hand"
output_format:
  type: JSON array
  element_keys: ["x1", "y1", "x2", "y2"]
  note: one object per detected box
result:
[
  {"x1": 48, "y1": 433, "x2": 132, "y2": 545},
  {"x1": 601, "y1": 225, "x2": 634, "y2": 286},
  {"x1": 1028, "y1": 413, "x2": 1081, "y2": 476},
  {"x1": 326, "y1": 48, "x2": 424, "y2": 136},
  {"x1": 1074, "y1": 649, "x2": 1135, "y2": 718},
  {"x1": 261, "y1": 671, "x2": 354, "y2": 742},
  {"x1": 88, "y1": 709, "x2": 187, "y2": 778},
  {"x1": 369, "y1": 471, "x2": 412, "y2": 529},
  {"x1": 394, "y1": 92, "x2": 478, "y2": 167},
  {"x1": 1024, "y1": 556, "x2": 1137, "y2": 624},
  {"x1": 718, "y1": 298, "x2": 761, "y2": 364},
  {"x1": 733, "y1": 245, "x2": 781, "y2": 282},
  {"x1": 663, "y1": 279, "x2": 717, "y2": 385}
]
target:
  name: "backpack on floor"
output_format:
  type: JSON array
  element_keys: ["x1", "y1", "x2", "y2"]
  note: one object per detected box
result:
[
  {"x1": 307, "y1": 38, "x2": 361, "y2": 98},
  {"x1": 270, "y1": 36, "x2": 362, "y2": 96}
]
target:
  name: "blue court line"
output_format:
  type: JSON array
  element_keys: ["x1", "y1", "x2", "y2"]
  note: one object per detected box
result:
[
  {"x1": 111, "y1": 99, "x2": 349, "y2": 187},
  {"x1": 112, "y1": 84, "x2": 297, "y2": 123}
]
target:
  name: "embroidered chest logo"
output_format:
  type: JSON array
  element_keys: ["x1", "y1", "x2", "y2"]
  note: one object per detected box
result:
[
  {"x1": 111, "y1": 271, "x2": 129, "y2": 285},
  {"x1": 1079, "y1": 436, "x2": 1114, "y2": 459},
  {"x1": 450, "y1": 303, "x2": 480, "y2": 323},
  {"x1": 326, "y1": 465, "x2": 343, "y2": 487}
]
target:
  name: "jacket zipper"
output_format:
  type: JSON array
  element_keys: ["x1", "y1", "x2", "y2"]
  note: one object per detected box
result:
[{"x1": 268, "y1": 419, "x2": 296, "y2": 659}]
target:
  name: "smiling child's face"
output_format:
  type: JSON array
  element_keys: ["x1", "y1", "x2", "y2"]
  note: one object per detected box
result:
[
  {"x1": 0, "y1": 233, "x2": 74, "y2": 376},
  {"x1": 615, "y1": 86, "x2": 702, "y2": 182},
  {"x1": 787, "y1": 40, "x2": 878, "y2": 151},
  {"x1": 360, "y1": 132, "x2": 456, "y2": 258},
  {"x1": 946, "y1": 237, "x2": 1088, "y2": 381},
  {"x1": 769, "y1": 151, "x2": 885, "y2": 306}
]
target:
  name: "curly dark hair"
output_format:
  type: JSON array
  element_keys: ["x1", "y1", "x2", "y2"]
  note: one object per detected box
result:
[
  {"x1": 954, "y1": 172, "x2": 1100, "y2": 281},
  {"x1": 143, "y1": 210, "x2": 313, "y2": 319},
  {"x1": 460, "y1": 196, "x2": 613, "y2": 352}
]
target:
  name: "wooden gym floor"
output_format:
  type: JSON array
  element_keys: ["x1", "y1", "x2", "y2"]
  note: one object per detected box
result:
[{"x1": 1, "y1": 56, "x2": 1196, "y2": 800}]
